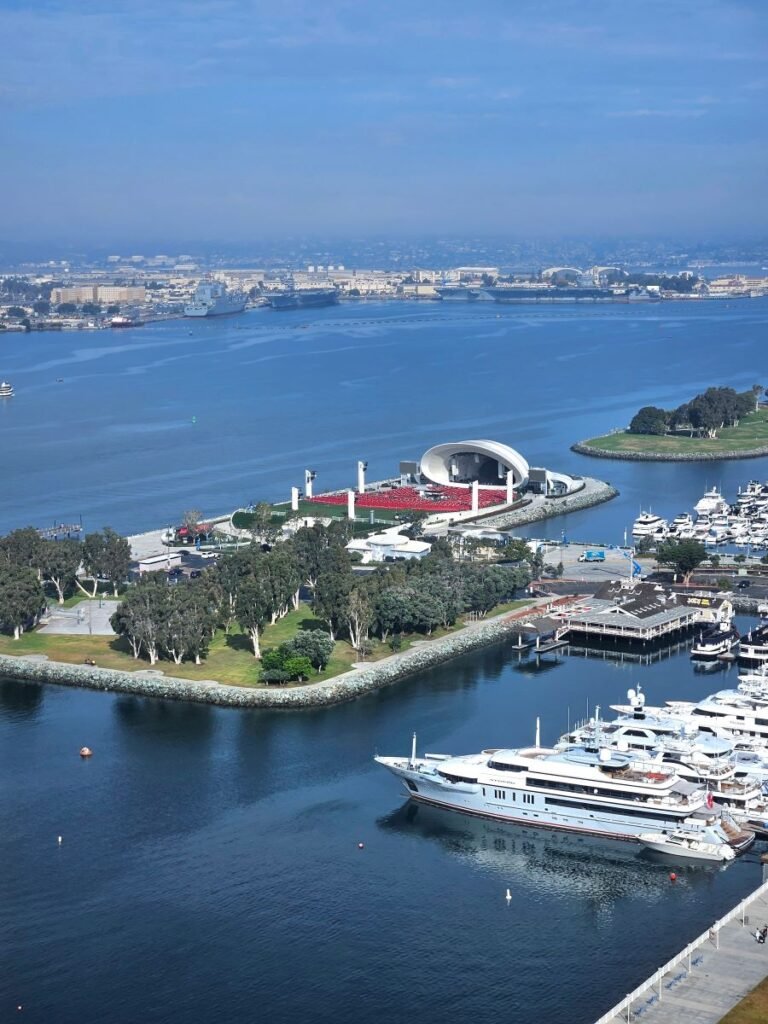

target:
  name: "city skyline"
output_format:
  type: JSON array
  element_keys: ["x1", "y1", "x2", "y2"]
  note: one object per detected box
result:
[{"x1": 1, "y1": 0, "x2": 766, "y2": 245}]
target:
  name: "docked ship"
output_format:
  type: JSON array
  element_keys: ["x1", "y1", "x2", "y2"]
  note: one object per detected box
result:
[
  {"x1": 109, "y1": 316, "x2": 142, "y2": 328},
  {"x1": 375, "y1": 730, "x2": 752, "y2": 849},
  {"x1": 0, "y1": 381, "x2": 14, "y2": 397},
  {"x1": 631, "y1": 511, "x2": 668, "y2": 538},
  {"x1": 690, "y1": 622, "x2": 740, "y2": 661},
  {"x1": 483, "y1": 285, "x2": 617, "y2": 303},
  {"x1": 739, "y1": 624, "x2": 768, "y2": 669},
  {"x1": 435, "y1": 286, "x2": 486, "y2": 301},
  {"x1": 184, "y1": 280, "x2": 246, "y2": 318},
  {"x1": 268, "y1": 288, "x2": 339, "y2": 311}
]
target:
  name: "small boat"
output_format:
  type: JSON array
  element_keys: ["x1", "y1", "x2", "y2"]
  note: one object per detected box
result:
[
  {"x1": 690, "y1": 623, "x2": 740, "y2": 661},
  {"x1": 639, "y1": 829, "x2": 735, "y2": 862},
  {"x1": 0, "y1": 381, "x2": 14, "y2": 397}
]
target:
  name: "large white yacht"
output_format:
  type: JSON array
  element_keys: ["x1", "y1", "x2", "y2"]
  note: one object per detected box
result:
[
  {"x1": 558, "y1": 692, "x2": 765, "y2": 820},
  {"x1": 740, "y1": 624, "x2": 768, "y2": 668},
  {"x1": 632, "y1": 512, "x2": 668, "y2": 538},
  {"x1": 375, "y1": 730, "x2": 752, "y2": 850},
  {"x1": 695, "y1": 487, "x2": 729, "y2": 516}
]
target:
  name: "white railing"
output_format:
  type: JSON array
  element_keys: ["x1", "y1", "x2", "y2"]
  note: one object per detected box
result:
[{"x1": 593, "y1": 876, "x2": 768, "y2": 1024}]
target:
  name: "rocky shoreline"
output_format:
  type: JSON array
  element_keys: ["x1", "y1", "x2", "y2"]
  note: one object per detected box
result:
[
  {"x1": 480, "y1": 477, "x2": 618, "y2": 528},
  {"x1": 572, "y1": 440, "x2": 768, "y2": 462},
  {"x1": 0, "y1": 605, "x2": 547, "y2": 710}
]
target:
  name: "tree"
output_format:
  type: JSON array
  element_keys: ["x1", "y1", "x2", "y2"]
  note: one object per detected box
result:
[
  {"x1": 0, "y1": 527, "x2": 44, "y2": 572},
  {"x1": 628, "y1": 406, "x2": 668, "y2": 436},
  {"x1": 38, "y1": 539, "x2": 82, "y2": 604},
  {"x1": 6, "y1": 305, "x2": 27, "y2": 318},
  {"x1": 57, "y1": 302, "x2": 77, "y2": 314},
  {"x1": 161, "y1": 581, "x2": 217, "y2": 664},
  {"x1": 0, "y1": 565, "x2": 46, "y2": 639},
  {"x1": 313, "y1": 547, "x2": 354, "y2": 640},
  {"x1": 283, "y1": 655, "x2": 313, "y2": 681},
  {"x1": 285, "y1": 629, "x2": 335, "y2": 670},
  {"x1": 656, "y1": 539, "x2": 707, "y2": 584},
  {"x1": 111, "y1": 577, "x2": 167, "y2": 662},
  {"x1": 81, "y1": 302, "x2": 102, "y2": 316},
  {"x1": 32, "y1": 300, "x2": 50, "y2": 315},
  {"x1": 80, "y1": 527, "x2": 131, "y2": 597},
  {"x1": 236, "y1": 576, "x2": 273, "y2": 658},
  {"x1": 182, "y1": 509, "x2": 202, "y2": 530},
  {"x1": 346, "y1": 586, "x2": 372, "y2": 651},
  {"x1": 249, "y1": 501, "x2": 278, "y2": 545}
]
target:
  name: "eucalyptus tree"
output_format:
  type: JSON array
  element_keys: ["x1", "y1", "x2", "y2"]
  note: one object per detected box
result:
[{"x1": 0, "y1": 565, "x2": 46, "y2": 639}]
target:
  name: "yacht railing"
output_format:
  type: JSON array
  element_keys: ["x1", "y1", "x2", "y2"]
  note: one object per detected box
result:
[{"x1": 592, "y1": 876, "x2": 768, "y2": 1024}]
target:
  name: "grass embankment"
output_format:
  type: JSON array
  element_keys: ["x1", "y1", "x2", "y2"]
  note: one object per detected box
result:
[
  {"x1": 718, "y1": 976, "x2": 768, "y2": 1024},
  {"x1": 581, "y1": 409, "x2": 768, "y2": 457},
  {"x1": 232, "y1": 501, "x2": 405, "y2": 537},
  {"x1": 0, "y1": 600, "x2": 531, "y2": 689}
]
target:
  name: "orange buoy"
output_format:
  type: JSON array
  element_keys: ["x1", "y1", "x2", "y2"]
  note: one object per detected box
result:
[
  {"x1": 79, "y1": 747, "x2": 93, "y2": 758},
  {"x1": 669, "y1": 872, "x2": 677, "y2": 882}
]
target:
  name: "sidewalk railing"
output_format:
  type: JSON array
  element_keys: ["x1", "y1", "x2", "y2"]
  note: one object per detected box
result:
[{"x1": 593, "y1": 877, "x2": 768, "y2": 1024}]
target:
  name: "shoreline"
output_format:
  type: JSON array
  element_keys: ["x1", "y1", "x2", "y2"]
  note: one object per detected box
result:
[
  {"x1": 0, "y1": 598, "x2": 570, "y2": 710},
  {"x1": 571, "y1": 440, "x2": 768, "y2": 463}
]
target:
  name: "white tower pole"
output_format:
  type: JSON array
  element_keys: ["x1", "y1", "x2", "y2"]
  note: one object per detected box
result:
[
  {"x1": 471, "y1": 479, "x2": 479, "y2": 513},
  {"x1": 347, "y1": 489, "x2": 356, "y2": 520},
  {"x1": 290, "y1": 486, "x2": 299, "y2": 512},
  {"x1": 506, "y1": 470, "x2": 514, "y2": 504},
  {"x1": 357, "y1": 460, "x2": 366, "y2": 494},
  {"x1": 304, "y1": 470, "x2": 314, "y2": 499},
  {"x1": 535, "y1": 716, "x2": 541, "y2": 749}
]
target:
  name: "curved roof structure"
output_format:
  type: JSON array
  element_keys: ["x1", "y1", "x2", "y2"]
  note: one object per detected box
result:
[{"x1": 420, "y1": 440, "x2": 529, "y2": 488}]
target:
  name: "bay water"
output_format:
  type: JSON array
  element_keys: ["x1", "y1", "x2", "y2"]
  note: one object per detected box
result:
[{"x1": 2, "y1": 299, "x2": 768, "y2": 1021}]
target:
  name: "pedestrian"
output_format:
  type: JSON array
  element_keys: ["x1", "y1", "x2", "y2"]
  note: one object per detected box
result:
[
  {"x1": 760, "y1": 925, "x2": 768, "y2": 945},
  {"x1": 754, "y1": 927, "x2": 762, "y2": 943}
]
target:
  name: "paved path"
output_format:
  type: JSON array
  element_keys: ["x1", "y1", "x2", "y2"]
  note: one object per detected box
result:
[
  {"x1": 606, "y1": 879, "x2": 768, "y2": 1024},
  {"x1": 39, "y1": 600, "x2": 119, "y2": 636}
]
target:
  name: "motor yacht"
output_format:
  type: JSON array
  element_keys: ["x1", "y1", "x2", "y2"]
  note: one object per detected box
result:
[
  {"x1": 639, "y1": 829, "x2": 735, "y2": 862},
  {"x1": 0, "y1": 381, "x2": 14, "y2": 397},
  {"x1": 375, "y1": 728, "x2": 753, "y2": 850},
  {"x1": 695, "y1": 488, "x2": 729, "y2": 516},
  {"x1": 632, "y1": 512, "x2": 668, "y2": 538},
  {"x1": 740, "y1": 625, "x2": 768, "y2": 669}
]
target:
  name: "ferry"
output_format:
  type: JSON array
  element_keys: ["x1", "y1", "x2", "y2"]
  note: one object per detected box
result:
[
  {"x1": 0, "y1": 381, "x2": 14, "y2": 397},
  {"x1": 375, "y1": 729, "x2": 752, "y2": 850}
]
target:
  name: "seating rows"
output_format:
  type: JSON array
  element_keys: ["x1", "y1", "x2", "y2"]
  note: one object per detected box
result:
[{"x1": 308, "y1": 485, "x2": 509, "y2": 513}]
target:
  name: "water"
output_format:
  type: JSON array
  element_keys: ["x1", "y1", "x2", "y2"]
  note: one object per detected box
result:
[
  {"x1": 1, "y1": 639, "x2": 764, "y2": 1024},
  {"x1": 1, "y1": 299, "x2": 766, "y2": 537},
  {"x1": 3, "y1": 299, "x2": 768, "y2": 1021}
]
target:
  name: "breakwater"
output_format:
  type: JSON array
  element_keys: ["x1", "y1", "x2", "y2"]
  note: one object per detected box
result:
[
  {"x1": 481, "y1": 477, "x2": 618, "y2": 528},
  {"x1": 0, "y1": 601, "x2": 560, "y2": 709},
  {"x1": 572, "y1": 441, "x2": 768, "y2": 462}
]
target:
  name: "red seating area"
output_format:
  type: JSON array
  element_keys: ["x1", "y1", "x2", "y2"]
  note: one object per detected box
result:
[{"x1": 308, "y1": 485, "x2": 510, "y2": 513}]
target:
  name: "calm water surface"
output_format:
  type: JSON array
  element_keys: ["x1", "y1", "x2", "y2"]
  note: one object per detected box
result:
[
  {"x1": 1, "y1": 640, "x2": 764, "y2": 1024},
  {"x1": 2, "y1": 301, "x2": 768, "y2": 1021},
  {"x1": 1, "y1": 299, "x2": 766, "y2": 536}
]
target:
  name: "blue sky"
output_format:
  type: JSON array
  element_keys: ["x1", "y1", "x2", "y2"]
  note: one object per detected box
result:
[{"x1": 1, "y1": 0, "x2": 766, "y2": 244}]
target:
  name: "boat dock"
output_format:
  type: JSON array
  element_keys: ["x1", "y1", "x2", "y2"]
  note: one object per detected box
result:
[{"x1": 594, "y1": 872, "x2": 768, "y2": 1024}]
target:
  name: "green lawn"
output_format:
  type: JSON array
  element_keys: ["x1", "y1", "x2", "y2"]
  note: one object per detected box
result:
[
  {"x1": 0, "y1": 598, "x2": 532, "y2": 688},
  {"x1": 718, "y1": 976, "x2": 768, "y2": 1024},
  {"x1": 581, "y1": 409, "x2": 768, "y2": 457}
]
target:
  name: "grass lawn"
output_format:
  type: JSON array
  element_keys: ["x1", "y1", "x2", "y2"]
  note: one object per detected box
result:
[
  {"x1": 0, "y1": 597, "x2": 534, "y2": 689},
  {"x1": 718, "y1": 976, "x2": 768, "y2": 1024},
  {"x1": 582, "y1": 409, "x2": 768, "y2": 457}
]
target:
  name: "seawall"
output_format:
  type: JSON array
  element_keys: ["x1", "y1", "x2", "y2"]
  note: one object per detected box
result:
[
  {"x1": 0, "y1": 601, "x2": 564, "y2": 710},
  {"x1": 572, "y1": 441, "x2": 768, "y2": 462},
  {"x1": 480, "y1": 477, "x2": 618, "y2": 529}
]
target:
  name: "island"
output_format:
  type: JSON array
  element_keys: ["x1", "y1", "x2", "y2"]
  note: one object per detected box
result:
[{"x1": 573, "y1": 385, "x2": 768, "y2": 461}]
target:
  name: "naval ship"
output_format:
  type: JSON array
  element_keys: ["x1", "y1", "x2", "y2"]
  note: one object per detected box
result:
[
  {"x1": 268, "y1": 288, "x2": 339, "y2": 311},
  {"x1": 184, "y1": 280, "x2": 246, "y2": 318}
]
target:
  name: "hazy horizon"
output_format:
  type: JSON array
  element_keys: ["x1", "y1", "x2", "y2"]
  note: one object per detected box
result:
[{"x1": 2, "y1": 0, "x2": 766, "y2": 245}]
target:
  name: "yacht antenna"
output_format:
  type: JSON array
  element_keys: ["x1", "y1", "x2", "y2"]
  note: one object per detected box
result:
[
  {"x1": 410, "y1": 732, "x2": 417, "y2": 768},
  {"x1": 535, "y1": 716, "x2": 541, "y2": 749}
]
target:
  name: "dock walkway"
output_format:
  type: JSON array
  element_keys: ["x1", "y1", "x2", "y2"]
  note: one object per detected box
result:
[{"x1": 594, "y1": 874, "x2": 768, "y2": 1024}]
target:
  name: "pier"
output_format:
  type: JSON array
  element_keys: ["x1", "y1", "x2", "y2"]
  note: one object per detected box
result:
[{"x1": 594, "y1": 874, "x2": 768, "y2": 1024}]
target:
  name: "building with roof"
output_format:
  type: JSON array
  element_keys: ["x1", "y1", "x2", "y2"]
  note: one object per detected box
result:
[{"x1": 346, "y1": 527, "x2": 431, "y2": 564}]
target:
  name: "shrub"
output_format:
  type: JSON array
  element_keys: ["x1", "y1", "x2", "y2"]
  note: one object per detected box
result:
[{"x1": 261, "y1": 669, "x2": 289, "y2": 684}]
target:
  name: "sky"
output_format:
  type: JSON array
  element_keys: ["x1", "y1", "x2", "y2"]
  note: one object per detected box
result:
[{"x1": 0, "y1": 0, "x2": 766, "y2": 245}]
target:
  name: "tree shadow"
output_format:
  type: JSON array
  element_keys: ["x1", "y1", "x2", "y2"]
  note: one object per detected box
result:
[
  {"x1": 224, "y1": 632, "x2": 253, "y2": 653},
  {"x1": 298, "y1": 617, "x2": 327, "y2": 631}
]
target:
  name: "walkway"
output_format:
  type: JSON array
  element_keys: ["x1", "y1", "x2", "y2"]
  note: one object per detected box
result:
[{"x1": 596, "y1": 874, "x2": 768, "y2": 1024}]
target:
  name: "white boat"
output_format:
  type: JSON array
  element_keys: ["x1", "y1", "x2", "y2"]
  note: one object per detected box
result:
[
  {"x1": 632, "y1": 512, "x2": 668, "y2": 537},
  {"x1": 740, "y1": 625, "x2": 768, "y2": 668},
  {"x1": 375, "y1": 728, "x2": 753, "y2": 849},
  {"x1": 184, "y1": 280, "x2": 246, "y2": 317},
  {"x1": 0, "y1": 381, "x2": 14, "y2": 397},
  {"x1": 695, "y1": 487, "x2": 728, "y2": 516},
  {"x1": 639, "y1": 829, "x2": 735, "y2": 862},
  {"x1": 690, "y1": 622, "x2": 740, "y2": 660}
]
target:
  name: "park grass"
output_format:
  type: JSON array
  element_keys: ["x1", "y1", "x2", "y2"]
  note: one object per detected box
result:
[
  {"x1": 581, "y1": 409, "x2": 768, "y2": 457},
  {"x1": 718, "y1": 975, "x2": 768, "y2": 1024},
  {"x1": 0, "y1": 597, "x2": 533, "y2": 689}
]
